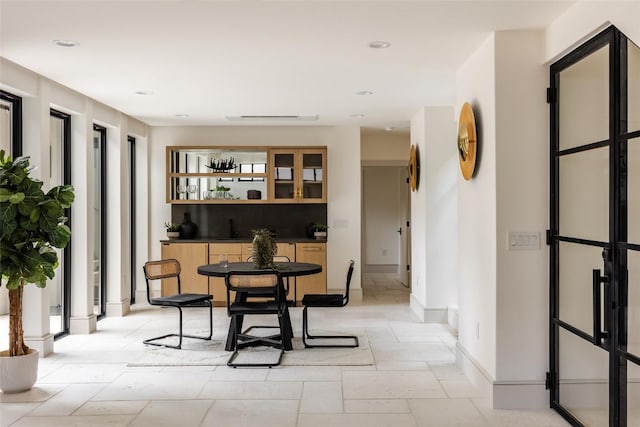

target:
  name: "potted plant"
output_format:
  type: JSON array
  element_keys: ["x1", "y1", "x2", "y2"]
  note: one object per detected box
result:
[
  {"x1": 164, "y1": 222, "x2": 181, "y2": 239},
  {"x1": 0, "y1": 150, "x2": 74, "y2": 393},
  {"x1": 313, "y1": 223, "x2": 328, "y2": 240},
  {"x1": 251, "y1": 228, "x2": 277, "y2": 268}
]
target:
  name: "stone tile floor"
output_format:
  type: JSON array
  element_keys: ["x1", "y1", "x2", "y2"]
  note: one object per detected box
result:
[{"x1": 0, "y1": 273, "x2": 570, "y2": 426}]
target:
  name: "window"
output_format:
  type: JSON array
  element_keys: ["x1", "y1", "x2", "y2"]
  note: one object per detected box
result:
[
  {"x1": 0, "y1": 90, "x2": 22, "y2": 157},
  {"x1": 93, "y1": 124, "x2": 107, "y2": 319}
]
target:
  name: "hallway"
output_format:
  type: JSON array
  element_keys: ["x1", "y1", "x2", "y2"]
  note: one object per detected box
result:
[{"x1": 0, "y1": 273, "x2": 568, "y2": 426}]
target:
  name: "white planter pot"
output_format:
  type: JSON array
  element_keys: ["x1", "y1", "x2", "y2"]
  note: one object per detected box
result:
[
  {"x1": 0, "y1": 348, "x2": 39, "y2": 393},
  {"x1": 314, "y1": 231, "x2": 327, "y2": 239},
  {"x1": 166, "y1": 231, "x2": 180, "y2": 239}
]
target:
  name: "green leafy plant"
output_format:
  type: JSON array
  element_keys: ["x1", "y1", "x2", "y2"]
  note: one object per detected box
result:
[
  {"x1": 251, "y1": 228, "x2": 277, "y2": 269},
  {"x1": 164, "y1": 222, "x2": 181, "y2": 232},
  {"x1": 0, "y1": 150, "x2": 74, "y2": 357},
  {"x1": 313, "y1": 223, "x2": 328, "y2": 232}
]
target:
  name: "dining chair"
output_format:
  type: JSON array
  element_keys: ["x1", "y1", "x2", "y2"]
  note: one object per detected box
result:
[
  {"x1": 225, "y1": 269, "x2": 291, "y2": 367},
  {"x1": 301, "y1": 259, "x2": 359, "y2": 348},
  {"x1": 142, "y1": 259, "x2": 213, "y2": 349},
  {"x1": 246, "y1": 255, "x2": 295, "y2": 304}
]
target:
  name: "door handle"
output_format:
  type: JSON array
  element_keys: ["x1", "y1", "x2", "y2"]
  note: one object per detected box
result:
[
  {"x1": 592, "y1": 269, "x2": 608, "y2": 345},
  {"x1": 397, "y1": 228, "x2": 402, "y2": 235}
]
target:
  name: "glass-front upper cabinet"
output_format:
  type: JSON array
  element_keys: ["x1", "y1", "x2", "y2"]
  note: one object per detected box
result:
[
  {"x1": 269, "y1": 147, "x2": 326, "y2": 203},
  {"x1": 166, "y1": 147, "x2": 268, "y2": 203}
]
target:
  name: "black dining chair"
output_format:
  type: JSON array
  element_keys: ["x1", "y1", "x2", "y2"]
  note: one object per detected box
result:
[
  {"x1": 225, "y1": 269, "x2": 292, "y2": 367},
  {"x1": 301, "y1": 259, "x2": 359, "y2": 348},
  {"x1": 142, "y1": 259, "x2": 213, "y2": 349},
  {"x1": 246, "y1": 255, "x2": 295, "y2": 305}
]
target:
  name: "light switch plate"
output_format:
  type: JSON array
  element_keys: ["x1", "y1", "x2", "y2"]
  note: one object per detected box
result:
[{"x1": 507, "y1": 231, "x2": 540, "y2": 251}]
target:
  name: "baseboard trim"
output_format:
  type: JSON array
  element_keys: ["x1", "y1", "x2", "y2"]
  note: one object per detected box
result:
[
  {"x1": 70, "y1": 314, "x2": 97, "y2": 334},
  {"x1": 409, "y1": 294, "x2": 447, "y2": 323},
  {"x1": 107, "y1": 298, "x2": 131, "y2": 317},
  {"x1": 456, "y1": 343, "x2": 549, "y2": 409},
  {"x1": 24, "y1": 333, "x2": 54, "y2": 357}
]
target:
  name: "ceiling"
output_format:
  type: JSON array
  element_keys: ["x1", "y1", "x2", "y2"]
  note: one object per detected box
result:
[{"x1": 0, "y1": 1, "x2": 575, "y2": 130}]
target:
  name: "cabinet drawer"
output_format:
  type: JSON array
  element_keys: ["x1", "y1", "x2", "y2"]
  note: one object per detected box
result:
[{"x1": 209, "y1": 243, "x2": 243, "y2": 255}]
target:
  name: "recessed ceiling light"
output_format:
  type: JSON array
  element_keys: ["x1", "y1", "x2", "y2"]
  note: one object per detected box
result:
[
  {"x1": 175, "y1": 114, "x2": 190, "y2": 118},
  {"x1": 135, "y1": 90, "x2": 154, "y2": 96},
  {"x1": 368, "y1": 40, "x2": 391, "y2": 49},
  {"x1": 355, "y1": 91, "x2": 373, "y2": 96},
  {"x1": 52, "y1": 39, "x2": 79, "y2": 47},
  {"x1": 350, "y1": 114, "x2": 365, "y2": 118}
]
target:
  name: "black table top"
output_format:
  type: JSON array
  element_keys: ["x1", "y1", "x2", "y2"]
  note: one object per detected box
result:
[{"x1": 197, "y1": 262, "x2": 322, "y2": 278}]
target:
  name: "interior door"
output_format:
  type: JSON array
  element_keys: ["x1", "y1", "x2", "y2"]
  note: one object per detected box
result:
[{"x1": 549, "y1": 26, "x2": 640, "y2": 427}]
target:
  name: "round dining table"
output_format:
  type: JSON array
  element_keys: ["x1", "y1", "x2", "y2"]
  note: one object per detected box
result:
[
  {"x1": 197, "y1": 262, "x2": 322, "y2": 278},
  {"x1": 197, "y1": 262, "x2": 323, "y2": 351}
]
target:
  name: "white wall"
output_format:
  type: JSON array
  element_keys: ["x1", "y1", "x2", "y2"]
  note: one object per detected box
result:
[
  {"x1": 148, "y1": 126, "x2": 362, "y2": 293},
  {"x1": 410, "y1": 107, "x2": 457, "y2": 323},
  {"x1": 493, "y1": 31, "x2": 549, "y2": 399},
  {"x1": 455, "y1": 34, "x2": 498, "y2": 381},
  {"x1": 361, "y1": 129, "x2": 410, "y2": 164},
  {"x1": 545, "y1": 0, "x2": 640, "y2": 63}
]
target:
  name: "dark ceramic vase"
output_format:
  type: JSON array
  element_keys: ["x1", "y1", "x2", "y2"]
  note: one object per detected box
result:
[{"x1": 179, "y1": 212, "x2": 198, "y2": 239}]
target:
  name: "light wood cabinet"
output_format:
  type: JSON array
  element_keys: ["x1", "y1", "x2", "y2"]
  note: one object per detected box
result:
[
  {"x1": 160, "y1": 241, "x2": 326, "y2": 304},
  {"x1": 160, "y1": 242, "x2": 209, "y2": 296},
  {"x1": 295, "y1": 242, "x2": 327, "y2": 301},
  {"x1": 269, "y1": 148, "x2": 326, "y2": 203}
]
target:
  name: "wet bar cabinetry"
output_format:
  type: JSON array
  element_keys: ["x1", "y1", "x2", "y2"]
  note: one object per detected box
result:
[
  {"x1": 161, "y1": 241, "x2": 324, "y2": 304},
  {"x1": 167, "y1": 146, "x2": 326, "y2": 204},
  {"x1": 160, "y1": 242, "x2": 209, "y2": 295}
]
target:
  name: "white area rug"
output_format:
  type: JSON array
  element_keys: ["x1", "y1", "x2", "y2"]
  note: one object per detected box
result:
[{"x1": 128, "y1": 330, "x2": 373, "y2": 367}]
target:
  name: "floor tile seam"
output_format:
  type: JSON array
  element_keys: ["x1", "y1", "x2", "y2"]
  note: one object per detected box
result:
[{"x1": 468, "y1": 396, "x2": 501, "y2": 426}]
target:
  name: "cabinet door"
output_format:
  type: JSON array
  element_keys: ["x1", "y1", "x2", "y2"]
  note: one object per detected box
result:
[
  {"x1": 270, "y1": 149, "x2": 298, "y2": 202},
  {"x1": 269, "y1": 148, "x2": 327, "y2": 203},
  {"x1": 160, "y1": 243, "x2": 209, "y2": 296},
  {"x1": 299, "y1": 148, "x2": 326, "y2": 202},
  {"x1": 295, "y1": 242, "x2": 326, "y2": 301},
  {"x1": 209, "y1": 243, "x2": 242, "y2": 305}
]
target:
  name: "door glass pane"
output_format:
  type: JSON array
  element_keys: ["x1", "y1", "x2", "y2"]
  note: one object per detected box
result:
[
  {"x1": 0, "y1": 99, "x2": 12, "y2": 154},
  {"x1": 559, "y1": 45, "x2": 609, "y2": 150},
  {"x1": 559, "y1": 147, "x2": 609, "y2": 242},
  {"x1": 629, "y1": 138, "x2": 640, "y2": 245},
  {"x1": 302, "y1": 153, "x2": 323, "y2": 199},
  {"x1": 559, "y1": 327, "x2": 609, "y2": 426},
  {"x1": 273, "y1": 153, "x2": 295, "y2": 199},
  {"x1": 628, "y1": 40, "x2": 640, "y2": 133},
  {"x1": 49, "y1": 116, "x2": 64, "y2": 335},
  {"x1": 629, "y1": 250, "x2": 640, "y2": 357},
  {"x1": 93, "y1": 129, "x2": 103, "y2": 316},
  {"x1": 629, "y1": 362, "x2": 640, "y2": 426},
  {"x1": 559, "y1": 242, "x2": 603, "y2": 333}
]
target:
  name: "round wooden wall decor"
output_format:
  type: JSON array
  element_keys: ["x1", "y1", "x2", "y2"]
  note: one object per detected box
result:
[
  {"x1": 408, "y1": 144, "x2": 419, "y2": 191},
  {"x1": 457, "y1": 102, "x2": 477, "y2": 180}
]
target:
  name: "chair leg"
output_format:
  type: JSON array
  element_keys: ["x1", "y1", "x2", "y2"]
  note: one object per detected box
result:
[
  {"x1": 302, "y1": 306, "x2": 359, "y2": 348},
  {"x1": 227, "y1": 314, "x2": 285, "y2": 368},
  {"x1": 143, "y1": 303, "x2": 213, "y2": 350}
]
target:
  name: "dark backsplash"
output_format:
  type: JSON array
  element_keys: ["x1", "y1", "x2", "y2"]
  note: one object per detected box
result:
[{"x1": 172, "y1": 204, "x2": 327, "y2": 239}]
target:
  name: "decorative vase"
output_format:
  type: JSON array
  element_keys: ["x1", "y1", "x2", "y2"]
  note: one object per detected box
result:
[
  {"x1": 179, "y1": 212, "x2": 198, "y2": 239},
  {"x1": 0, "y1": 348, "x2": 39, "y2": 393},
  {"x1": 252, "y1": 228, "x2": 276, "y2": 269}
]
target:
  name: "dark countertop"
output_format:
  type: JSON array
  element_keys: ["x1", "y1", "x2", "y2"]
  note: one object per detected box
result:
[{"x1": 160, "y1": 237, "x2": 326, "y2": 244}]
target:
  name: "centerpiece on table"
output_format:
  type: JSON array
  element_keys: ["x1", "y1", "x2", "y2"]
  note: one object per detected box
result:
[{"x1": 251, "y1": 228, "x2": 277, "y2": 268}]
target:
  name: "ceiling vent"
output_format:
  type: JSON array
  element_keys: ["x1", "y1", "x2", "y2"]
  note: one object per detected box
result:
[{"x1": 225, "y1": 115, "x2": 318, "y2": 121}]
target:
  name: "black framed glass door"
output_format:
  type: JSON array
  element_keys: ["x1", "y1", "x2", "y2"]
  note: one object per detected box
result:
[
  {"x1": 93, "y1": 124, "x2": 107, "y2": 318},
  {"x1": 549, "y1": 26, "x2": 640, "y2": 427}
]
